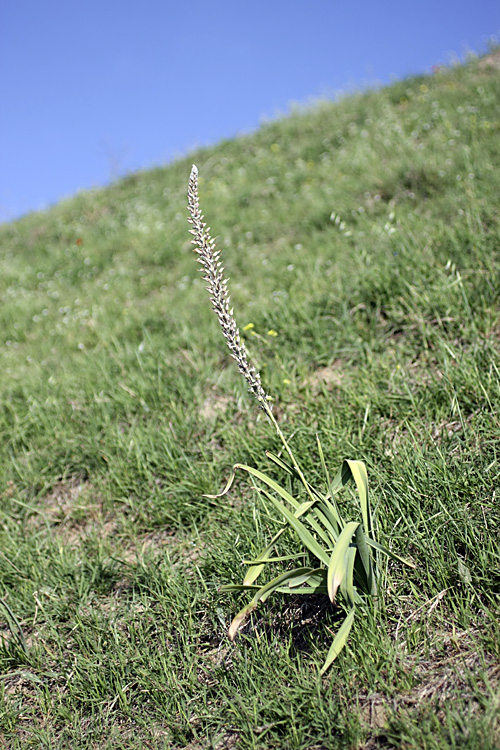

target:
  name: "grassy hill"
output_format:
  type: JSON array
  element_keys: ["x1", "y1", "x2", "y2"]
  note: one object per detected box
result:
[{"x1": 0, "y1": 53, "x2": 499, "y2": 749}]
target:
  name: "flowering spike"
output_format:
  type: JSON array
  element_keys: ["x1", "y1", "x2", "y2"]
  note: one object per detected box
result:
[{"x1": 187, "y1": 165, "x2": 270, "y2": 409}]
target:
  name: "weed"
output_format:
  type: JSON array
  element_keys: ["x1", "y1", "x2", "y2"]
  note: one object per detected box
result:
[{"x1": 188, "y1": 164, "x2": 415, "y2": 673}]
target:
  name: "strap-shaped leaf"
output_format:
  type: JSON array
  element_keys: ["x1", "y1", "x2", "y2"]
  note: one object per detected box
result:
[
  {"x1": 345, "y1": 460, "x2": 373, "y2": 540},
  {"x1": 205, "y1": 462, "x2": 301, "y2": 511},
  {"x1": 265, "y1": 450, "x2": 295, "y2": 476},
  {"x1": 317, "y1": 436, "x2": 344, "y2": 531},
  {"x1": 203, "y1": 465, "x2": 238, "y2": 499},
  {"x1": 238, "y1": 465, "x2": 301, "y2": 509},
  {"x1": 261, "y1": 489, "x2": 330, "y2": 565},
  {"x1": 258, "y1": 487, "x2": 333, "y2": 551},
  {"x1": 222, "y1": 579, "x2": 329, "y2": 595},
  {"x1": 243, "y1": 528, "x2": 285, "y2": 585},
  {"x1": 313, "y1": 503, "x2": 341, "y2": 545},
  {"x1": 255, "y1": 569, "x2": 327, "y2": 596},
  {"x1": 340, "y1": 545, "x2": 358, "y2": 608},
  {"x1": 242, "y1": 552, "x2": 304, "y2": 565},
  {"x1": 320, "y1": 607, "x2": 356, "y2": 674},
  {"x1": 354, "y1": 525, "x2": 375, "y2": 594},
  {"x1": 279, "y1": 583, "x2": 328, "y2": 595},
  {"x1": 228, "y1": 599, "x2": 258, "y2": 640},
  {"x1": 259, "y1": 568, "x2": 317, "y2": 602},
  {"x1": 365, "y1": 537, "x2": 415, "y2": 568},
  {"x1": 227, "y1": 567, "x2": 315, "y2": 640},
  {"x1": 260, "y1": 451, "x2": 341, "y2": 547},
  {"x1": 265, "y1": 450, "x2": 325, "y2": 504},
  {"x1": 328, "y1": 460, "x2": 354, "y2": 495},
  {"x1": 294, "y1": 499, "x2": 318, "y2": 518},
  {"x1": 327, "y1": 522, "x2": 360, "y2": 602},
  {"x1": 288, "y1": 567, "x2": 325, "y2": 588}
]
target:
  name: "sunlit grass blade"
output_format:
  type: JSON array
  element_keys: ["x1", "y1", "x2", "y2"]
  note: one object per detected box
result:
[
  {"x1": 319, "y1": 607, "x2": 356, "y2": 675},
  {"x1": 0, "y1": 600, "x2": 28, "y2": 656},
  {"x1": 327, "y1": 522, "x2": 360, "y2": 602}
]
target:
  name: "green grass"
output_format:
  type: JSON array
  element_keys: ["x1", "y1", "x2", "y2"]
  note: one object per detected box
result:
[{"x1": 0, "y1": 52, "x2": 499, "y2": 748}]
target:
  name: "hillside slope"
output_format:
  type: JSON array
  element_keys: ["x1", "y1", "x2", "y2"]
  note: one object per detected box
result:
[{"x1": 0, "y1": 55, "x2": 499, "y2": 749}]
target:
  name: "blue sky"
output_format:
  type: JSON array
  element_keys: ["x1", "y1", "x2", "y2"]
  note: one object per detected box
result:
[{"x1": 1, "y1": 1, "x2": 498, "y2": 222}]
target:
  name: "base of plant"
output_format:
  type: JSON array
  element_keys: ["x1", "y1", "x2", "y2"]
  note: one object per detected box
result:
[{"x1": 216, "y1": 449, "x2": 415, "y2": 674}]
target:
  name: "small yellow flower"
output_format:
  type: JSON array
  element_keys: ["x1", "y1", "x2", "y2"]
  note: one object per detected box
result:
[
  {"x1": 267, "y1": 329, "x2": 278, "y2": 337},
  {"x1": 242, "y1": 323, "x2": 254, "y2": 331},
  {"x1": 283, "y1": 378, "x2": 291, "y2": 385}
]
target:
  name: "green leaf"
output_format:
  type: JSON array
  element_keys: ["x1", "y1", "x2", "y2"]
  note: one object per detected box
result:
[
  {"x1": 329, "y1": 460, "x2": 353, "y2": 495},
  {"x1": 264, "y1": 451, "x2": 341, "y2": 546},
  {"x1": 277, "y1": 583, "x2": 328, "y2": 595},
  {"x1": 203, "y1": 465, "x2": 238, "y2": 499},
  {"x1": 288, "y1": 567, "x2": 324, "y2": 588},
  {"x1": 236, "y1": 464, "x2": 301, "y2": 510},
  {"x1": 316, "y1": 436, "x2": 344, "y2": 531},
  {"x1": 265, "y1": 451, "x2": 295, "y2": 476},
  {"x1": 259, "y1": 568, "x2": 317, "y2": 602},
  {"x1": 270, "y1": 569, "x2": 327, "y2": 595},
  {"x1": 261, "y1": 490, "x2": 330, "y2": 565},
  {"x1": 253, "y1": 468, "x2": 334, "y2": 548},
  {"x1": 258, "y1": 486, "x2": 333, "y2": 550},
  {"x1": 265, "y1": 451, "x2": 324, "y2": 504},
  {"x1": 320, "y1": 607, "x2": 356, "y2": 674},
  {"x1": 340, "y1": 545, "x2": 358, "y2": 608},
  {"x1": 345, "y1": 460, "x2": 373, "y2": 539},
  {"x1": 364, "y1": 537, "x2": 415, "y2": 568},
  {"x1": 354, "y1": 525, "x2": 375, "y2": 594},
  {"x1": 242, "y1": 552, "x2": 305, "y2": 565},
  {"x1": 228, "y1": 567, "x2": 316, "y2": 639},
  {"x1": 228, "y1": 599, "x2": 259, "y2": 640},
  {"x1": 243, "y1": 528, "x2": 286, "y2": 585},
  {"x1": 327, "y1": 522, "x2": 360, "y2": 602},
  {"x1": 314, "y1": 502, "x2": 341, "y2": 544}
]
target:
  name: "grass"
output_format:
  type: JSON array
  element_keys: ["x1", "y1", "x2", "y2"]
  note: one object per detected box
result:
[{"x1": 0, "y1": 51, "x2": 499, "y2": 748}]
